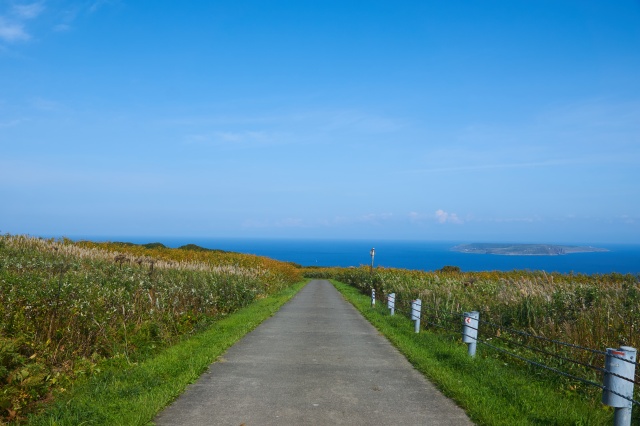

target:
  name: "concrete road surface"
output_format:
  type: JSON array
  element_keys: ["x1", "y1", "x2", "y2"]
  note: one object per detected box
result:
[{"x1": 154, "y1": 279, "x2": 473, "y2": 425}]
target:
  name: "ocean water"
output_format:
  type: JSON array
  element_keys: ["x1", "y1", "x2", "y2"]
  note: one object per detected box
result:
[{"x1": 104, "y1": 237, "x2": 640, "y2": 275}]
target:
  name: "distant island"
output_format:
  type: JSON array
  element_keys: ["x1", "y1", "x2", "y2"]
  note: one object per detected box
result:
[{"x1": 451, "y1": 243, "x2": 609, "y2": 256}]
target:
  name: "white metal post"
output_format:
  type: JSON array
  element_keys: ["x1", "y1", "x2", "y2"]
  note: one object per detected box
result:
[
  {"x1": 602, "y1": 346, "x2": 636, "y2": 426},
  {"x1": 462, "y1": 311, "x2": 479, "y2": 357},
  {"x1": 411, "y1": 299, "x2": 422, "y2": 333},
  {"x1": 387, "y1": 293, "x2": 395, "y2": 316}
]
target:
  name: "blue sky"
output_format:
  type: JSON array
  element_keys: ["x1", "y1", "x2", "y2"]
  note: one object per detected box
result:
[{"x1": 1, "y1": 1, "x2": 639, "y2": 243}]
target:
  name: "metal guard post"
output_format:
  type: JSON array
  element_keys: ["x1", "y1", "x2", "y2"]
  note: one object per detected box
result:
[
  {"x1": 462, "y1": 311, "x2": 479, "y2": 357},
  {"x1": 602, "y1": 346, "x2": 636, "y2": 426},
  {"x1": 387, "y1": 293, "x2": 395, "y2": 316},
  {"x1": 411, "y1": 299, "x2": 422, "y2": 333}
]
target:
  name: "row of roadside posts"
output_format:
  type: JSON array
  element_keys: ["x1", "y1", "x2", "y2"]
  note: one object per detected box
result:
[{"x1": 372, "y1": 289, "x2": 637, "y2": 426}]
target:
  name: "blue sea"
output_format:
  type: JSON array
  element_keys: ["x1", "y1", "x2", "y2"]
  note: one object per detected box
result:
[{"x1": 91, "y1": 237, "x2": 640, "y2": 275}]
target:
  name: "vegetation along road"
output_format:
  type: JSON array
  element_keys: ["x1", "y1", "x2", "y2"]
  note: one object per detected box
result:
[{"x1": 3, "y1": 235, "x2": 636, "y2": 424}]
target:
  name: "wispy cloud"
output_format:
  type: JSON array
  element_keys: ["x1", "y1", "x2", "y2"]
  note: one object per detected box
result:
[
  {"x1": 435, "y1": 209, "x2": 463, "y2": 224},
  {"x1": 0, "y1": 17, "x2": 29, "y2": 42},
  {"x1": 408, "y1": 210, "x2": 464, "y2": 225},
  {"x1": 0, "y1": 1, "x2": 117, "y2": 45},
  {"x1": 13, "y1": 2, "x2": 45, "y2": 19},
  {"x1": 0, "y1": 2, "x2": 45, "y2": 43},
  {"x1": 88, "y1": 0, "x2": 117, "y2": 14},
  {"x1": 169, "y1": 107, "x2": 407, "y2": 149},
  {"x1": 536, "y1": 99, "x2": 640, "y2": 130},
  {"x1": 409, "y1": 98, "x2": 640, "y2": 176}
]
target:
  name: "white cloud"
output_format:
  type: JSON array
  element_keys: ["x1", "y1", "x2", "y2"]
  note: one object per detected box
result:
[
  {"x1": 0, "y1": 1, "x2": 116, "y2": 45},
  {"x1": 435, "y1": 209, "x2": 463, "y2": 224},
  {"x1": 88, "y1": 0, "x2": 117, "y2": 14},
  {"x1": 0, "y1": 2, "x2": 45, "y2": 43},
  {"x1": 12, "y1": 2, "x2": 45, "y2": 20},
  {"x1": 408, "y1": 210, "x2": 464, "y2": 224},
  {"x1": 0, "y1": 18, "x2": 29, "y2": 42}
]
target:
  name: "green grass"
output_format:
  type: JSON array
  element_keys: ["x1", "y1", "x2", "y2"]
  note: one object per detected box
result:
[
  {"x1": 332, "y1": 280, "x2": 613, "y2": 426},
  {"x1": 25, "y1": 280, "x2": 309, "y2": 426}
]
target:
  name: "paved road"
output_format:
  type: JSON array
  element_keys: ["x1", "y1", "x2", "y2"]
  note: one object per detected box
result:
[{"x1": 154, "y1": 280, "x2": 473, "y2": 425}]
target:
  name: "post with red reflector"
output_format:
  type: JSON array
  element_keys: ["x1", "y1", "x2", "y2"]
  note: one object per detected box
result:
[
  {"x1": 602, "y1": 346, "x2": 636, "y2": 426},
  {"x1": 462, "y1": 311, "x2": 479, "y2": 357}
]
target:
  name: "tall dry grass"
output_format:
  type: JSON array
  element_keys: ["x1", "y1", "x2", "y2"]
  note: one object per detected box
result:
[{"x1": 0, "y1": 234, "x2": 301, "y2": 422}]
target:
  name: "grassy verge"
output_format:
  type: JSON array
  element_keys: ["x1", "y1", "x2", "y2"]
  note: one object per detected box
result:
[
  {"x1": 332, "y1": 280, "x2": 613, "y2": 426},
  {"x1": 26, "y1": 280, "x2": 309, "y2": 426}
]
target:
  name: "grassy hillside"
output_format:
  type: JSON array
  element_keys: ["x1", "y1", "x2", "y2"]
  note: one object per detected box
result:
[{"x1": 0, "y1": 234, "x2": 301, "y2": 423}]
